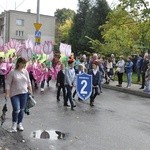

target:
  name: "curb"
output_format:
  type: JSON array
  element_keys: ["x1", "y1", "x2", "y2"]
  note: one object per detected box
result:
[{"x1": 103, "y1": 84, "x2": 150, "y2": 98}]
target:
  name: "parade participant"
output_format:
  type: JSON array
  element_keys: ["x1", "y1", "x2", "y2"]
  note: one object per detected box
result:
[
  {"x1": 27, "y1": 58, "x2": 38, "y2": 89},
  {"x1": 89, "y1": 61, "x2": 101, "y2": 106},
  {"x1": 89, "y1": 53, "x2": 98, "y2": 72},
  {"x1": 116, "y1": 55, "x2": 125, "y2": 87},
  {"x1": 56, "y1": 63, "x2": 66, "y2": 102},
  {"x1": 40, "y1": 63, "x2": 48, "y2": 92},
  {"x1": 5, "y1": 57, "x2": 32, "y2": 132},
  {"x1": 0, "y1": 57, "x2": 6, "y2": 93},
  {"x1": 125, "y1": 56, "x2": 133, "y2": 88},
  {"x1": 74, "y1": 56, "x2": 81, "y2": 73},
  {"x1": 72, "y1": 64, "x2": 84, "y2": 100},
  {"x1": 64, "y1": 59, "x2": 76, "y2": 110}
]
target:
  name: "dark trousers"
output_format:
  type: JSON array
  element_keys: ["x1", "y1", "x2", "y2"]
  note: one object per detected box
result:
[
  {"x1": 90, "y1": 86, "x2": 99, "y2": 103},
  {"x1": 0, "y1": 74, "x2": 5, "y2": 92},
  {"x1": 57, "y1": 85, "x2": 66, "y2": 102},
  {"x1": 29, "y1": 71, "x2": 37, "y2": 88},
  {"x1": 41, "y1": 80, "x2": 45, "y2": 88},
  {"x1": 65, "y1": 85, "x2": 74, "y2": 107},
  {"x1": 117, "y1": 72, "x2": 123, "y2": 85},
  {"x1": 73, "y1": 90, "x2": 76, "y2": 98},
  {"x1": 73, "y1": 89, "x2": 81, "y2": 100},
  {"x1": 141, "y1": 73, "x2": 145, "y2": 88}
]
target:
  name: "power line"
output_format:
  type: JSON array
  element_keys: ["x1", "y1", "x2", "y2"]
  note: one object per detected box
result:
[
  {"x1": 0, "y1": 4, "x2": 5, "y2": 10},
  {"x1": 15, "y1": 0, "x2": 26, "y2": 10}
]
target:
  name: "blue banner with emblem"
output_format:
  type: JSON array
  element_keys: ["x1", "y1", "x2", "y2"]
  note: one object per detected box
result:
[{"x1": 76, "y1": 73, "x2": 92, "y2": 101}]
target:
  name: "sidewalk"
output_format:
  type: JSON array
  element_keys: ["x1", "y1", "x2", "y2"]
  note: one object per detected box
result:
[{"x1": 102, "y1": 80, "x2": 150, "y2": 98}]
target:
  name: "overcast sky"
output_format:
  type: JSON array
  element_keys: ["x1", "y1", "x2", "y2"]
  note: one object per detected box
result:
[{"x1": 0, "y1": 0, "x2": 118, "y2": 16}]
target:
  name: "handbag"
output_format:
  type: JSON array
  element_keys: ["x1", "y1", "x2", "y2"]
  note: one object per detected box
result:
[
  {"x1": 115, "y1": 67, "x2": 121, "y2": 73},
  {"x1": 25, "y1": 94, "x2": 36, "y2": 115}
]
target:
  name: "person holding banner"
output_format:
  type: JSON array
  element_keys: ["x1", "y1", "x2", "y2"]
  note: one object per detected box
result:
[
  {"x1": 64, "y1": 59, "x2": 76, "y2": 110},
  {"x1": 89, "y1": 61, "x2": 101, "y2": 106},
  {"x1": 72, "y1": 64, "x2": 84, "y2": 101}
]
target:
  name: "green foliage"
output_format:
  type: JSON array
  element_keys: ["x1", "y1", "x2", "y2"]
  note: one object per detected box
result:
[
  {"x1": 68, "y1": 0, "x2": 91, "y2": 54},
  {"x1": 89, "y1": 2, "x2": 150, "y2": 57},
  {"x1": 54, "y1": 8, "x2": 75, "y2": 25},
  {"x1": 54, "y1": 8, "x2": 75, "y2": 44},
  {"x1": 69, "y1": 0, "x2": 111, "y2": 54},
  {"x1": 59, "y1": 19, "x2": 73, "y2": 43}
]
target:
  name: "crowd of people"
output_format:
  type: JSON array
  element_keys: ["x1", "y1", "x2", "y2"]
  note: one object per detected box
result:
[{"x1": 0, "y1": 52, "x2": 150, "y2": 132}]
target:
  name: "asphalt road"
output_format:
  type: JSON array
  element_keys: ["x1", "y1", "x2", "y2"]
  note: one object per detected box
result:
[{"x1": 1, "y1": 81, "x2": 150, "y2": 150}]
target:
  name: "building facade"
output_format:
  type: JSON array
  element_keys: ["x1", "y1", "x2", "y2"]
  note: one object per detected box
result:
[{"x1": 0, "y1": 10, "x2": 56, "y2": 44}]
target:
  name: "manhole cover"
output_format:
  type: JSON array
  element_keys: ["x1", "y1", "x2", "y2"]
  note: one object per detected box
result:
[{"x1": 31, "y1": 130, "x2": 66, "y2": 140}]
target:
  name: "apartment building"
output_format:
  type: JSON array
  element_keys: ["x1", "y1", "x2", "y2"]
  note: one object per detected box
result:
[{"x1": 0, "y1": 10, "x2": 56, "y2": 44}]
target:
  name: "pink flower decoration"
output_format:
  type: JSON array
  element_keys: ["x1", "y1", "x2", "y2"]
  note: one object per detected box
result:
[
  {"x1": 43, "y1": 41, "x2": 53, "y2": 54},
  {"x1": 47, "y1": 51, "x2": 54, "y2": 61},
  {"x1": 33, "y1": 45, "x2": 43, "y2": 54}
]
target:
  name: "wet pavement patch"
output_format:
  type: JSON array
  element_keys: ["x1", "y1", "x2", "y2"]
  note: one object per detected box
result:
[{"x1": 31, "y1": 130, "x2": 66, "y2": 140}]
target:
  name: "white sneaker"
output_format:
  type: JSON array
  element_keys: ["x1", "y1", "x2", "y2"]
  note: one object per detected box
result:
[
  {"x1": 11, "y1": 122, "x2": 17, "y2": 132},
  {"x1": 41, "y1": 88, "x2": 44, "y2": 92},
  {"x1": 17, "y1": 123, "x2": 24, "y2": 131}
]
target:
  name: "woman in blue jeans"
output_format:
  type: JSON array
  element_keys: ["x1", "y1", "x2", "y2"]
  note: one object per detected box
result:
[
  {"x1": 5, "y1": 57, "x2": 32, "y2": 132},
  {"x1": 125, "y1": 56, "x2": 133, "y2": 88}
]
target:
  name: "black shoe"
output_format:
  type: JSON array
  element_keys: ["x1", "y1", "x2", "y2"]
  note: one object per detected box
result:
[
  {"x1": 71, "y1": 105, "x2": 76, "y2": 110},
  {"x1": 139, "y1": 87, "x2": 144, "y2": 89},
  {"x1": 78, "y1": 98, "x2": 82, "y2": 101},
  {"x1": 57, "y1": 98, "x2": 60, "y2": 102},
  {"x1": 90, "y1": 102, "x2": 94, "y2": 107},
  {"x1": 35, "y1": 86, "x2": 38, "y2": 89},
  {"x1": 64, "y1": 104, "x2": 70, "y2": 107}
]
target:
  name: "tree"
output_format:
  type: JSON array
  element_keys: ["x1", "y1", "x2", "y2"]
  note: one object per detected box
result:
[
  {"x1": 54, "y1": 8, "x2": 75, "y2": 25},
  {"x1": 89, "y1": 0, "x2": 150, "y2": 56},
  {"x1": 68, "y1": 0, "x2": 91, "y2": 54},
  {"x1": 58, "y1": 19, "x2": 73, "y2": 43},
  {"x1": 80, "y1": 0, "x2": 111, "y2": 53},
  {"x1": 89, "y1": 7, "x2": 140, "y2": 56},
  {"x1": 54, "y1": 8, "x2": 75, "y2": 44}
]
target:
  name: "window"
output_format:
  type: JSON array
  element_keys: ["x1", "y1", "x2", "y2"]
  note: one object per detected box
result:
[
  {"x1": 16, "y1": 30, "x2": 24, "y2": 37},
  {"x1": 16, "y1": 19, "x2": 24, "y2": 26}
]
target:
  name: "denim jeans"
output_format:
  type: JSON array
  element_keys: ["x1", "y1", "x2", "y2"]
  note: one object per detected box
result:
[
  {"x1": 11, "y1": 93, "x2": 28, "y2": 124},
  {"x1": 65, "y1": 85, "x2": 74, "y2": 107},
  {"x1": 126, "y1": 72, "x2": 132, "y2": 87},
  {"x1": 136, "y1": 68, "x2": 141, "y2": 81}
]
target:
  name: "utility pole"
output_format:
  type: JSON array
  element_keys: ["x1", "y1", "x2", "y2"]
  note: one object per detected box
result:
[
  {"x1": 3, "y1": 10, "x2": 6, "y2": 44},
  {"x1": 34, "y1": 0, "x2": 42, "y2": 45},
  {"x1": 36, "y1": 0, "x2": 40, "y2": 23}
]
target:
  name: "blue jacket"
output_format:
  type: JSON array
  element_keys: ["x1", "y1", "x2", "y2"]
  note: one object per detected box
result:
[{"x1": 125, "y1": 60, "x2": 133, "y2": 73}]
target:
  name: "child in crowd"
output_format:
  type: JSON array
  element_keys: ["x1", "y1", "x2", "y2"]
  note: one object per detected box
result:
[
  {"x1": 56, "y1": 63, "x2": 66, "y2": 103},
  {"x1": 89, "y1": 61, "x2": 101, "y2": 106}
]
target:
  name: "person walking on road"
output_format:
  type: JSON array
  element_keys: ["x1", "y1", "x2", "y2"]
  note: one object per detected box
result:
[
  {"x1": 5, "y1": 57, "x2": 32, "y2": 132},
  {"x1": 56, "y1": 63, "x2": 66, "y2": 102},
  {"x1": 89, "y1": 61, "x2": 101, "y2": 106},
  {"x1": 64, "y1": 59, "x2": 76, "y2": 110}
]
